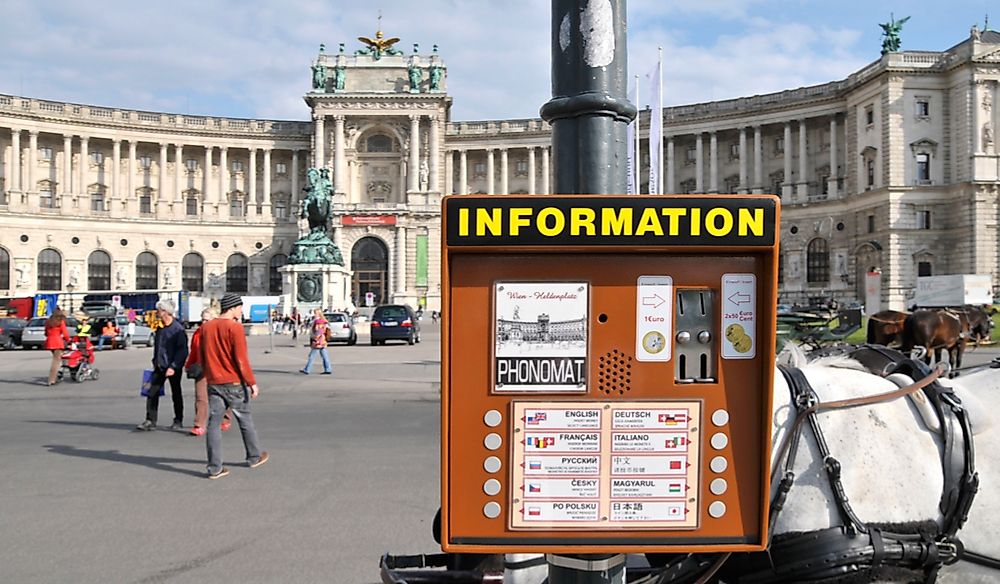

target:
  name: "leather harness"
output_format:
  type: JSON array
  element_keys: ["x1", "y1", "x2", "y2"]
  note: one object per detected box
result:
[{"x1": 721, "y1": 346, "x2": 982, "y2": 583}]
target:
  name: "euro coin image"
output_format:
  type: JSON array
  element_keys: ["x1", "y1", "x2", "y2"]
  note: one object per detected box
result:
[
  {"x1": 734, "y1": 335, "x2": 752, "y2": 353},
  {"x1": 725, "y1": 323, "x2": 745, "y2": 342}
]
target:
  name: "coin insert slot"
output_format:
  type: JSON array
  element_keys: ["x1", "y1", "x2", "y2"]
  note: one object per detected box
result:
[{"x1": 674, "y1": 289, "x2": 717, "y2": 383}]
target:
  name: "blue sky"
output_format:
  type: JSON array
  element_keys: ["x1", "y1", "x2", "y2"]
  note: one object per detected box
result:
[{"x1": 0, "y1": 1, "x2": 994, "y2": 122}]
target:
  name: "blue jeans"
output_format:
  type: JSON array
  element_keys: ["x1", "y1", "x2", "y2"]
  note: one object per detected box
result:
[
  {"x1": 303, "y1": 347, "x2": 331, "y2": 373},
  {"x1": 97, "y1": 335, "x2": 114, "y2": 350},
  {"x1": 206, "y1": 383, "x2": 263, "y2": 475}
]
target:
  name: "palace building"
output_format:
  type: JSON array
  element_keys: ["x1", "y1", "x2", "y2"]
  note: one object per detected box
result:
[{"x1": 0, "y1": 28, "x2": 998, "y2": 312}]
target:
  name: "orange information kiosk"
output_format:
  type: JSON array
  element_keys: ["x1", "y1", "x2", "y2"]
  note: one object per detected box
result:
[{"x1": 441, "y1": 194, "x2": 780, "y2": 554}]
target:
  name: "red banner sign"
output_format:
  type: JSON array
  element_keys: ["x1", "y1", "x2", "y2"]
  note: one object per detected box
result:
[{"x1": 341, "y1": 215, "x2": 397, "y2": 226}]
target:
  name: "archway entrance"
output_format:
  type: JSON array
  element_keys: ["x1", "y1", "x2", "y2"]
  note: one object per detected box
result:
[{"x1": 352, "y1": 237, "x2": 389, "y2": 307}]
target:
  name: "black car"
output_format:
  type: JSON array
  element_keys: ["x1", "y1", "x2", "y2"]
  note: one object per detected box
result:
[
  {"x1": 0, "y1": 317, "x2": 27, "y2": 349},
  {"x1": 370, "y1": 304, "x2": 421, "y2": 345}
]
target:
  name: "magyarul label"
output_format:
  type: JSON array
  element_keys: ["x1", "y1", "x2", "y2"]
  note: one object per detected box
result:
[{"x1": 446, "y1": 196, "x2": 776, "y2": 247}]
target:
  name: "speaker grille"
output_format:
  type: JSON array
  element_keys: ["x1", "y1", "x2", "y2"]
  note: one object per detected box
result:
[{"x1": 598, "y1": 349, "x2": 633, "y2": 395}]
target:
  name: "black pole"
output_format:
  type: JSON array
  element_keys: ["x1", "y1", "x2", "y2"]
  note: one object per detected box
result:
[
  {"x1": 540, "y1": 1, "x2": 633, "y2": 582},
  {"x1": 540, "y1": 0, "x2": 636, "y2": 195}
]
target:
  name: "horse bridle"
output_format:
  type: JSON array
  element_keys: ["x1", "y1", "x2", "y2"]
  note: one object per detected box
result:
[{"x1": 720, "y1": 349, "x2": 984, "y2": 584}]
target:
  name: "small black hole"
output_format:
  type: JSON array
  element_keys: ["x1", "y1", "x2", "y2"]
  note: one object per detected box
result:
[
  {"x1": 19, "y1": 234, "x2": 28, "y2": 242},
  {"x1": 598, "y1": 313, "x2": 608, "y2": 323}
]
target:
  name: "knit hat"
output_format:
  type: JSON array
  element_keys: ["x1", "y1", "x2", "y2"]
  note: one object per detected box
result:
[{"x1": 219, "y1": 293, "x2": 243, "y2": 312}]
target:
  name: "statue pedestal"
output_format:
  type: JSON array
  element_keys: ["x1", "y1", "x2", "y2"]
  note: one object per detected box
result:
[{"x1": 280, "y1": 264, "x2": 354, "y2": 315}]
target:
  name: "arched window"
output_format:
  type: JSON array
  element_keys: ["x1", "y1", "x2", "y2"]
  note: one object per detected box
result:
[
  {"x1": 806, "y1": 238, "x2": 829, "y2": 284},
  {"x1": 226, "y1": 253, "x2": 248, "y2": 293},
  {"x1": 0, "y1": 247, "x2": 9, "y2": 290},
  {"x1": 88, "y1": 250, "x2": 112, "y2": 291},
  {"x1": 135, "y1": 252, "x2": 159, "y2": 290},
  {"x1": 269, "y1": 254, "x2": 287, "y2": 295},
  {"x1": 366, "y1": 134, "x2": 392, "y2": 153},
  {"x1": 182, "y1": 253, "x2": 204, "y2": 292},
  {"x1": 37, "y1": 248, "x2": 62, "y2": 290}
]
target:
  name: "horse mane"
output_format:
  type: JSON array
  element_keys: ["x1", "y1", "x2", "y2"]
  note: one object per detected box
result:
[{"x1": 777, "y1": 344, "x2": 867, "y2": 371}]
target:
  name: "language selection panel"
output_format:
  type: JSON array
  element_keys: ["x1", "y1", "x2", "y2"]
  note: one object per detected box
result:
[{"x1": 510, "y1": 401, "x2": 701, "y2": 530}]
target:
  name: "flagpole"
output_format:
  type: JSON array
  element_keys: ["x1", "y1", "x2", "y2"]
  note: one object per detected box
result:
[
  {"x1": 656, "y1": 46, "x2": 664, "y2": 195},
  {"x1": 634, "y1": 74, "x2": 640, "y2": 195}
]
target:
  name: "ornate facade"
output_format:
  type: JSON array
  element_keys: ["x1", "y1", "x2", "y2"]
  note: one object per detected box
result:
[{"x1": 1, "y1": 29, "x2": 999, "y2": 311}]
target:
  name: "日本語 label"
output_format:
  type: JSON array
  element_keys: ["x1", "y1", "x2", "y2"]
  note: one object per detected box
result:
[
  {"x1": 523, "y1": 478, "x2": 601, "y2": 499},
  {"x1": 610, "y1": 501, "x2": 688, "y2": 522},
  {"x1": 524, "y1": 455, "x2": 601, "y2": 475}
]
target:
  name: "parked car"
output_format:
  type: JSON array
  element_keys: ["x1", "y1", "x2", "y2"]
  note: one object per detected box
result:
[
  {"x1": 370, "y1": 304, "x2": 421, "y2": 345},
  {"x1": 0, "y1": 317, "x2": 28, "y2": 349},
  {"x1": 21, "y1": 316, "x2": 80, "y2": 349},
  {"x1": 90, "y1": 316, "x2": 154, "y2": 348},
  {"x1": 323, "y1": 311, "x2": 357, "y2": 345}
]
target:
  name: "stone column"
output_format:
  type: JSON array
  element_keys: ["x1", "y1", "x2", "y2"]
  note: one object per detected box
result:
[
  {"x1": 10, "y1": 129, "x2": 20, "y2": 192},
  {"x1": 459, "y1": 150, "x2": 468, "y2": 195},
  {"x1": 174, "y1": 144, "x2": 183, "y2": 202},
  {"x1": 78, "y1": 136, "x2": 88, "y2": 201},
  {"x1": 429, "y1": 115, "x2": 440, "y2": 192},
  {"x1": 828, "y1": 117, "x2": 838, "y2": 198},
  {"x1": 499, "y1": 148, "x2": 509, "y2": 194},
  {"x1": 797, "y1": 118, "x2": 808, "y2": 199},
  {"x1": 486, "y1": 148, "x2": 495, "y2": 194},
  {"x1": 158, "y1": 143, "x2": 168, "y2": 216},
  {"x1": 313, "y1": 114, "x2": 325, "y2": 168},
  {"x1": 709, "y1": 131, "x2": 718, "y2": 193},
  {"x1": 203, "y1": 146, "x2": 213, "y2": 216},
  {"x1": 695, "y1": 133, "x2": 704, "y2": 192},
  {"x1": 782, "y1": 122, "x2": 792, "y2": 200},
  {"x1": 408, "y1": 114, "x2": 420, "y2": 192},
  {"x1": 62, "y1": 135, "x2": 72, "y2": 195},
  {"x1": 219, "y1": 147, "x2": 230, "y2": 220},
  {"x1": 291, "y1": 149, "x2": 300, "y2": 222},
  {"x1": 247, "y1": 148, "x2": 257, "y2": 220},
  {"x1": 111, "y1": 139, "x2": 121, "y2": 215},
  {"x1": 666, "y1": 137, "x2": 675, "y2": 192},
  {"x1": 444, "y1": 149, "x2": 453, "y2": 196},
  {"x1": 753, "y1": 125, "x2": 763, "y2": 193},
  {"x1": 971, "y1": 81, "x2": 981, "y2": 153},
  {"x1": 541, "y1": 147, "x2": 550, "y2": 194},
  {"x1": 262, "y1": 148, "x2": 272, "y2": 220},
  {"x1": 127, "y1": 141, "x2": 137, "y2": 213},
  {"x1": 527, "y1": 147, "x2": 536, "y2": 194},
  {"x1": 395, "y1": 226, "x2": 407, "y2": 296},
  {"x1": 738, "y1": 127, "x2": 748, "y2": 193},
  {"x1": 334, "y1": 115, "x2": 345, "y2": 194},
  {"x1": 28, "y1": 130, "x2": 38, "y2": 193}
]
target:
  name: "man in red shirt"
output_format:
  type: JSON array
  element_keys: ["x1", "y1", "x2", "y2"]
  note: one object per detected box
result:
[{"x1": 200, "y1": 293, "x2": 268, "y2": 479}]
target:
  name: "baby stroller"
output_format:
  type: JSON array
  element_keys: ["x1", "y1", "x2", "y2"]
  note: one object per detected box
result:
[{"x1": 58, "y1": 334, "x2": 100, "y2": 383}]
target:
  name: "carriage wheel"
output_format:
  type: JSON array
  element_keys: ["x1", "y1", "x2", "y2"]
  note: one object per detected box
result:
[
  {"x1": 73, "y1": 369, "x2": 86, "y2": 383},
  {"x1": 90, "y1": 369, "x2": 100, "y2": 381}
]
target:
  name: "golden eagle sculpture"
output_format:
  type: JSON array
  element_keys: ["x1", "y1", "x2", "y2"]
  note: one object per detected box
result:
[{"x1": 356, "y1": 30, "x2": 403, "y2": 60}]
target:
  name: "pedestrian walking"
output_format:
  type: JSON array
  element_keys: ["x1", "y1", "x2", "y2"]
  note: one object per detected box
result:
[
  {"x1": 43, "y1": 308, "x2": 71, "y2": 386},
  {"x1": 136, "y1": 300, "x2": 189, "y2": 431},
  {"x1": 199, "y1": 293, "x2": 268, "y2": 480},
  {"x1": 300, "y1": 308, "x2": 332, "y2": 375},
  {"x1": 185, "y1": 307, "x2": 231, "y2": 437}
]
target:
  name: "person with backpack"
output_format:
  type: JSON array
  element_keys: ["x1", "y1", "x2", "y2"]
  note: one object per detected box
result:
[{"x1": 299, "y1": 308, "x2": 332, "y2": 375}]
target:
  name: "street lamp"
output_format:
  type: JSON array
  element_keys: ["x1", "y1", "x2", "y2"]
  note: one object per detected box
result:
[{"x1": 66, "y1": 283, "x2": 75, "y2": 314}]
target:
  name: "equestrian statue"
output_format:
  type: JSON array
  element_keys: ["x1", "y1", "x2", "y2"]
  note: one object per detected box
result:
[{"x1": 288, "y1": 167, "x2": 344, "y2": 266}]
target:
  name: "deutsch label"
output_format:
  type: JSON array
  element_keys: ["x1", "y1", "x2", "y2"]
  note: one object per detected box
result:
[{"x1": 612, "y1": 409, "x2": 691, "y2": 430}]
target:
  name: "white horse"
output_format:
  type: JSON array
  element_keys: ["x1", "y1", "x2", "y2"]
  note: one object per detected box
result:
[{"x1": 504, "y1": 352, "x2": 1000, "y2": 583}]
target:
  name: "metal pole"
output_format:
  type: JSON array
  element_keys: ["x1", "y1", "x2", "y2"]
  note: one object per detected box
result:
[
  {"x1": 541, "y1": 1, "x2": 633, "y2": 582},
  {"x1": 540, "y1": 0, "x2": 636, "y2": 195}
]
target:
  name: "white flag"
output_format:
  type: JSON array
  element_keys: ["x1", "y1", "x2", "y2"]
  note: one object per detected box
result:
[
  {"x1": 626, "y1": 75, "x2": 638, "y2": 195},
  {"x1": 646, "y1": 52, "x2": 663, "y2": 195}
]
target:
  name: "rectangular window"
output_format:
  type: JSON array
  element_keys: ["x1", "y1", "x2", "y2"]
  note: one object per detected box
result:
[
  {"x1": 274, "y1": 201, "x2": 287, "y2": 219},
  {"x1": 918, "y1": 261, "x2": 932, "y2": 277},
  {"x1": 90, "y1": 151, "x2": 104, "y2": 165},
  {"x1": 185, "y1": 159, "x2": 198, "y2": 172},
  {"x1": 473, "y1": 162, "x2": 486, "y2": 177},
  {"x1": 232, "y1": 161, "x2": 243, "y2": 173},
  {"x1": 917, "y1": 210, "x2": 931, "y2": 230},
  {"x1": 91, "y1": 194, "x2": 106, "y2": 212},
  {"x1": 916, "y1": 153, "x2": 930, "y2": 183},
  {"x1": 685, "y1": 147, "x2": 697, "y2": 162},
  {"x1": 915, "y1": 99, "x2": 930, "y2": 118},
  {"x1": 865, "y1": 105, "x2": 874, "y2": 126},
  {"x1": 139, "y1": 155, "x2": 152, "y2": 169},
  {"x1": 729, "y1": 143, "x2": 740, "y2": 159},
  {"x1": 774, "y1": 138, "x2": 784, "y2": 154},
  {"x1": 515, "y1": 160, "x2": 529, "y2": 175},
  {"x1": 275, "y1": 162, "x2": 287, "y2": 175},
  {"x1": 867, "y1": 159, "x2": 875, "y2": 187},
  {"x1": 186, "y1": 197, "x2": 199, "y2": 216},
  {"x1": 39, "y1": 147, "x2": 53, "y2": 161},
  {"x1": 139, "y1": 195, "x2": 152, "y2": 214},
  {"x1": 867, "y1": 214, "x2": 875, "y2": 234}
]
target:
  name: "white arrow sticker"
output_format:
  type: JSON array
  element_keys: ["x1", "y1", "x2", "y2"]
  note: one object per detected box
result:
[
  {"x1": 636, "y1": 276, "x2": 672, "y2": 362},
  {"x1": 721, "y1": 273, "x2": 756, "y2": 359}
]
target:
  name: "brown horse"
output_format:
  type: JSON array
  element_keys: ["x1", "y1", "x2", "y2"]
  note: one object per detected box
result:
[
  {"x1": 900, "y1": 308, "x2": 966, "y2": 374},
  {"x1": 956, "y1": 305, "x2": 995, "y2": 342},
  {"x1": 865, "y1": 309, "x2": 908, "y2": 345}
]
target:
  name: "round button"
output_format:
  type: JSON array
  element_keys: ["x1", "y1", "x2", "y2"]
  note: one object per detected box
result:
[
  {"x1": 483, "y1": 502, "x2": 502, "y2": 519},
  {"x1": 484, "y1": 456, "x2": 502, "y2": 473},
  {"x1": 710, "y1": 478, "x2": 728, "y2": 495},
  {"x1": 711, "y1": 409, "x2": 730, "y2": 427},
  {"x1": 711, "y1": 432, "x2": 729, "y2": 450},
  {"x1": 708, "y1": 501, "x2": 727, "y2": 518},
  {"x1": 676, "y1": 331, "x2": 691, "y2": 344},
  {"x1": 710, "y1": 456, "x2": 728, "y2": 473},
  {"x1": 697, "y1": 330, "x2": 712, "y2": 343},
  {"x1": 484, "y1": 433, "x2": 502, "y2": 450},
  {"x1": 484, "y1": 479, "x2": 501, "y2": 496},
  {"x1": 484, "y1": 410, "x2": 503, "y2": 427}
]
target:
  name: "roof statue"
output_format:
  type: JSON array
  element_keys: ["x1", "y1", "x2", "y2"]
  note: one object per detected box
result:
[
  {"x1": 879, "y1": 14, "x2": 910, "y2": 55},
  {"x1": 356, "y1": 15, "x2": 402, "y2": 60}
]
